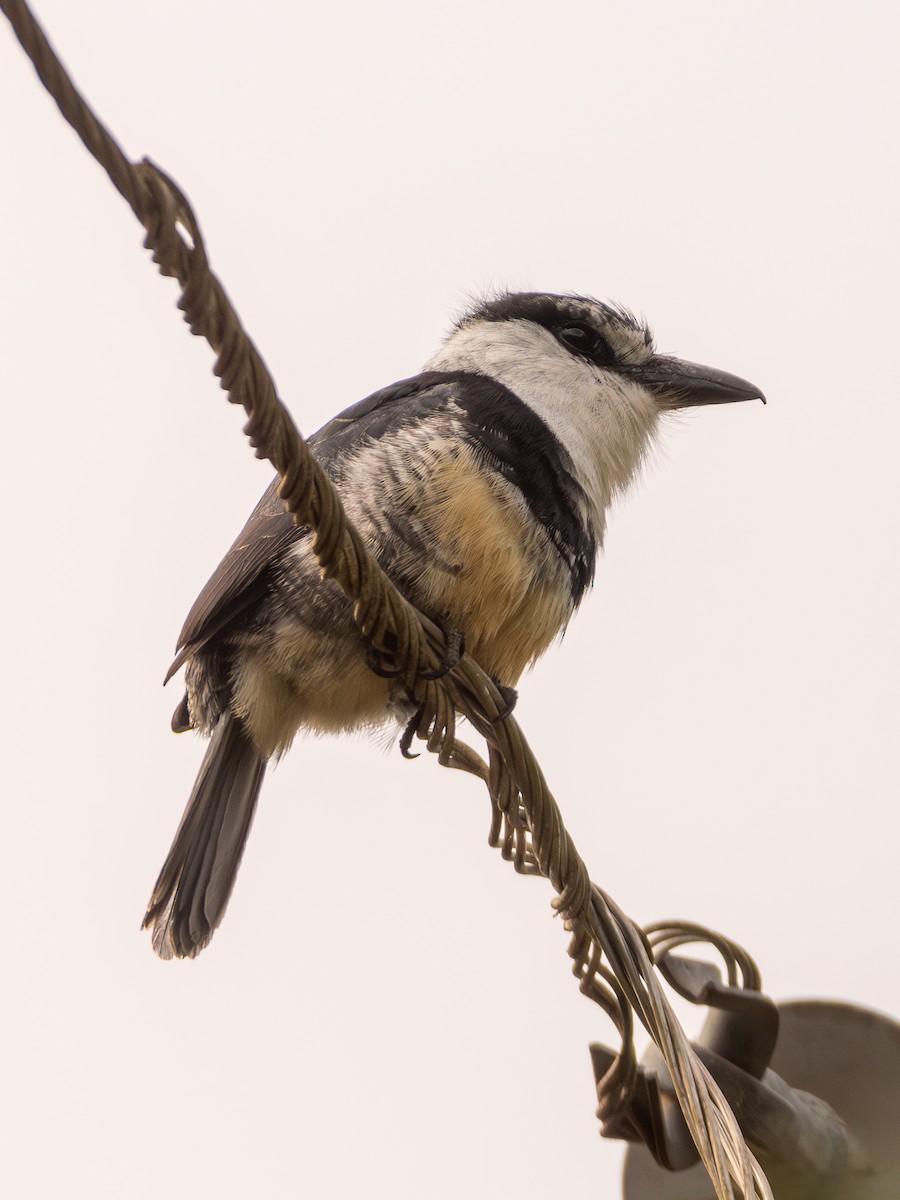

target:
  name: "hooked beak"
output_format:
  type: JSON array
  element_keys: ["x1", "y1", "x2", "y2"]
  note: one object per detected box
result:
[{"x1": 630, "y1": 356, "x2": 766, "y2": 408}]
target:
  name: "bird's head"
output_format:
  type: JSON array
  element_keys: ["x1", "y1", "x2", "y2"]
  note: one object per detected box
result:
[{"x1": 425, "y1": 290, "x2": 764, "y2": 523}]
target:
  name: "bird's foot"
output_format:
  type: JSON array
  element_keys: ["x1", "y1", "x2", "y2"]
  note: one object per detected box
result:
[
  {"x1": 492, "y1": 682, "x2": 518, "y2": 721},
  {"x1": 418, "y1": 624, "x2": 466, "y2": 681},
  {"x1": 398, "y1": 705, "x2": 424, "y2": 759}
]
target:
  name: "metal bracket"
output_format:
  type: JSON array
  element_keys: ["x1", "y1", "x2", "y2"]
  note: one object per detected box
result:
[{"x1": 590, "y1": 954, "x2": 900, "y2": 1198}]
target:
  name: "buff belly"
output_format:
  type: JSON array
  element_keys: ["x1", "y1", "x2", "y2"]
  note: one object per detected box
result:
[{"x1": 225, "y1": 438, "x2": 574, "y2": 758}]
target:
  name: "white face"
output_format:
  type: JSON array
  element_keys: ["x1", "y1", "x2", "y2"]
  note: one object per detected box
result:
[{"x1": 425, "y1": 301, "x2": 663, "y2": 537}]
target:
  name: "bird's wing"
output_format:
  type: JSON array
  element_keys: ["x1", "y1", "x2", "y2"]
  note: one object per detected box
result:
[{"x1": 165, "y1": 372, "x2": 457, "y2": 680}]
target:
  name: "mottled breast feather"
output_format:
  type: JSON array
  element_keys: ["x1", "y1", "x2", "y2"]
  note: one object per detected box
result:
[
  {"x1": 316, "y1": 370, "x2": 596, "y2": 600},
  {"x1": 167, "y1": 370, "x2": 596, "y2": 677}
]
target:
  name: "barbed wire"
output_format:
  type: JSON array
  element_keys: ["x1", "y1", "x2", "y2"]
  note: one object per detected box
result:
[{"x1": 1, "y1": 3, "x2": 772, "y2": 1196}]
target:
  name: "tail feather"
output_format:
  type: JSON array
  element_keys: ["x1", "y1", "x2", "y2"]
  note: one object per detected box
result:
[{"x1": 143, "y1": 712, "x2": 266, "y2": 959}]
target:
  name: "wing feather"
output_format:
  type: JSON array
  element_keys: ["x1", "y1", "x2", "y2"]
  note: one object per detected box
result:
[{"x1": 166, "y1": 373, "x2": 455, "y2": 675}]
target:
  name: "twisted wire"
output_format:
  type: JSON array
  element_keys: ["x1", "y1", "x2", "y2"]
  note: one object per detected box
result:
[
  {"x1": 1, "y1": 3, "x2": 771, "y2": 1195},
  {"x1": 645, "y1": 921, "x2": 762, "y2": 992}
]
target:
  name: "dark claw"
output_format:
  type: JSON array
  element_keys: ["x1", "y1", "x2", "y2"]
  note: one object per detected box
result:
[
  {"x1": 366, "y1": 649, "x2": 404, "y2": 679},
  {"x1": 493, "y1": 683, "x2": 518, "y2": 722},
  {"x1": 419, "y1": 626, "x2": 466, "y2": 681},
  {"x1": 399, "y1": 707, "x2": 423, "y2": 759}
]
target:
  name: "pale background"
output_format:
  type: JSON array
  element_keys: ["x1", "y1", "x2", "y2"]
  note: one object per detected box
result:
[{"x1": 1, "y1": 2, "x2": 897, "y2": 1196}]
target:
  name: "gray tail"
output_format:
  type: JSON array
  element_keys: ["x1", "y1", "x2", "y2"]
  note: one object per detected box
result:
[{"x1": 143, "y1": 712, "x2": 266, "y2": 959}]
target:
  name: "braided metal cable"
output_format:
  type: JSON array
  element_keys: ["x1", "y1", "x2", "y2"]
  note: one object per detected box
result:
[
  {"x1": 645, "y1": 921, "x2": 763, "y2": 992},
  {"x1": 1, "y1": 3, "x2": 772, "y2": 1196}
]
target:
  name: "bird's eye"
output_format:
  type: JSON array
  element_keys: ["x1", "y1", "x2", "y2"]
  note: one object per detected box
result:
[
  {"x1": 557, "y1": 323, "x2": 615, "y2": 367},
  {"x1": 559, "y1": 325, "x2": 593, "y2": 353}
]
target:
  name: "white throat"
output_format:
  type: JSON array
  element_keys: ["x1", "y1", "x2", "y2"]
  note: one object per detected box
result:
[{"x1": 426, "y1": 320, "x2": 660, "y2": 539}]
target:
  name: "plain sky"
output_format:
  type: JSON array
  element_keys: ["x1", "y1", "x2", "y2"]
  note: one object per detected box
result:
[{"x1": 1, "y1": 2, "x2": 898, "y2": 1197}]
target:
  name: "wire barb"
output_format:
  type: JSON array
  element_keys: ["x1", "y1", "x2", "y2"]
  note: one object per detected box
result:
[{"x1": 0, "y1": 3, "x2": 772, "y2": 1196}]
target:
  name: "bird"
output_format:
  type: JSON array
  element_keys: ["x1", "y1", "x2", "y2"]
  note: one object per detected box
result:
[{"x1": 143, "y1": 291, "x2": 764, "y2": 959}]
